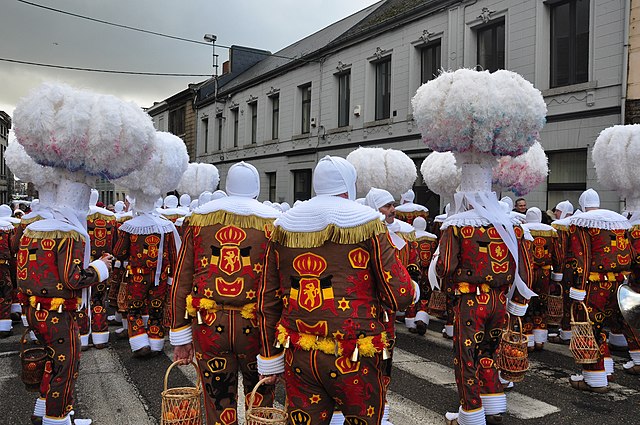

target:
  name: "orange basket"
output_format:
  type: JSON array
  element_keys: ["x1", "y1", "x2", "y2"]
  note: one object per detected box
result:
[
  {"x1": 161, "y1": 361, "x2": 202, "y2": 425},
  {"x1": 20, "y1": 328, "x2": 47, "y2": 392},
  {"x1": 245, "y1": 378, "x2": 287, "y2": 425},
  {"x1": 569, "y1": 302, "x2": 600, "y2": 364},
  {"x1": 546, "y1": 281, "x2": 564, "y2": 326},
  {"x1": 427, "y1": 290, "x2": 447, "y2": 317},
  {"x1": 496, "y1": 314, "x2": 529, "y2": 383}
]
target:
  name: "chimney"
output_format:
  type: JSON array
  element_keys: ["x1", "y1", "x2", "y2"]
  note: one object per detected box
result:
[{"x1": 222, "y1": 61, "x2": 231, "y2": 75}]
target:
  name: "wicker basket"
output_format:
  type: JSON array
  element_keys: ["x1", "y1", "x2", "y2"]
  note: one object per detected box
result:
[
  {"x1": 20, "y1": 328, "x2": 47, "y2": 392},
  {"x1": 569, "y1": 302, "x2": 600, "y2": 364},
  {"x1": 427, "y1": 290, "x2": 447, "y2": 317},
  {"x1": 496, "y1": 314, "x2": 529, "y2": 383},
  {"x1": 245, "y1": 378, "x2": 287, "y2": 425},
  {"x1": 161, "y1": 361, "x2": 202, "y2": 425},
  {"x1": 117, "y1": 282, "x2": 128, "y2": 312},
  {"x1": 546, "y1": 282, "x2": 564, "y2": 326}
]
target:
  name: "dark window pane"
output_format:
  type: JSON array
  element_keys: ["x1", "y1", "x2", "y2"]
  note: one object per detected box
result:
[
  {"x1": 250, "y1": 102, "x2": 258, "y2": 144},
  {"x1": 202, "y1": 118, "x2": 209, "y2": 153},
  {"x1": 338, "y1": 72, "x2": 350, "y2": 127},
  {"x1": 293, "y1": 169, "x2": 312, "y2": 201},
  {"x1": 301, "y1": 84, "x2": 312, "y2": 134},
  {"x1": 375, "y1": 58, "x2": 391, "y2": 120},
  {"x1": 233, "y1": 109, "x2": 239, "y2": 148},
  {"x1": 477, "y1": 21, "x2": 505, "y2": 72},
  {"x1": 217, "y1": 115, "x2": 223, "y2": 150},
  {"x1": 271, "y1": 95, "x2": 279, "y2": 140},
  {"x1": 550, "y1": 0, "x2": 589, "y2": 87},
  {"x1": 421, "y1": 41, "x2": 441, "y2": 83}
]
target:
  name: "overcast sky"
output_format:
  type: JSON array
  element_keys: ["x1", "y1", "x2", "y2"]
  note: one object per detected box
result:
[{"x1": 0, "y1": 0, "x2": 381, "y2": 119}]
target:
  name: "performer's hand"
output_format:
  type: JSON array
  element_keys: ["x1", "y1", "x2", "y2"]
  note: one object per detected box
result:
[
  {"x1": 258, "y1": 374, "x2": 281, "y2": 385},
  {"x1": 173, "y1": 343, "x2": 194, "y2": 365},
  {"x1": 100, "y1": 253, "x2": 114, "y2": 270}
]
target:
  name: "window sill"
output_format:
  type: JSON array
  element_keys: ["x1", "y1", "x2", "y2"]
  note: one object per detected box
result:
[
  {"x1": 364, "y1": 118, "x2": 392, "y2": 128},
  {"x1": 292, "y1": 133, "x2": 311, "y2": 141},
  {"x1": 542, "y1": 81, "x2": 597, "y2": 97},
  {"x1": 264, "y1": 138, "x2": 279, "y2": 144},
  {"x1": 327, "y1": 125, "x2": 352, "y2": 135}
]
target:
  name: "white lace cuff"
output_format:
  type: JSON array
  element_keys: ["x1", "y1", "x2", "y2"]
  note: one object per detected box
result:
[
  {"x1": 507, "y1": 300, "x2": 528, "y2": 316},
  {"x1": 569, "y1": 287, "x2": 586, "y2": 301},
  {"x1": 551, "y1": 272, "x2": 563, "y2": 282},
  {"x1": 170, "y1": 325, "x2": 193, "y2": 346},
  {"x1": 89, "y1": 259, "x2": 109, "y2": 282},
  {"x1": 257, "y1": 353, "x2": 285, "y2": 375}
]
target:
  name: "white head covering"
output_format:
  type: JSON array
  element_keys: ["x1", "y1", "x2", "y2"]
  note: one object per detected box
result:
[
  {"x1": 413, "y1": 216, "x2": 427, "y2": 231},
  {"x1": 555, "y1": 200, "x2": 574, "y2": 219},
  {"x1": 114, "y1": 201, "x2": 125, "y2": 213},
  {"x1": 225, "y1": 162, "x2": 260, "y2": 199},
  {"x1": 365, "y1": 188, "x2": 395, "y2": 210},
  {"x1": 525, "y1": 207, "x2": 542, "y2": 223},
  {"x1": 355, "y1": 198, "x2": 366, "y2": 205},
  {"x1": 500, "y1": 196, "x2": 514, "y2": 211},
  {"x1": 579, "y1": 188, "x2": 600, "y2": 210},
  {"x1": 401, "y1": 189, "x2": 415, "y2": 204},
  {"x1": 154, "y1": 197, "x2": 163, "y2": 209},
  {"x1": 211, "y1": 190, "x2": 227, "y2": 200},
  {"x1": 281, "y1": 202, "x2": 291, "y2": 212},
  {"x1": 89, "y1": 189, "x2": 99, "y2": 207},
  {"x1": 198, "y1": 191, "x2": 213, "y2": 205},
  {"x1": 499, "y1": 201, "x2": 510, "y2": 214},
  {"x1": 313, "y1": 155, "x2": 357, "y2": 201},
  {"x1": 189, "y1": 199, "x2": 199, "y2": 211},
  {"x1": 179, "y1": 193, "x2": 191, "y2": 208},
  {"x1": 30, "y1": 199, "x2": 40, "y2": 212},
  {"x1": 163, "y1": 195, "x2": 179, "y2": 209}
]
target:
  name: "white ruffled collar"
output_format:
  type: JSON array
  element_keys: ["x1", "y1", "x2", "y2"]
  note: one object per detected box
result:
[
  {"x1": 22, "y1": 210, "x2": 53, "y2": 221},
  {"x1": 388, "y1": 218, "x2": 415, "y2": 234},
  {"x1": 395, "y1": 202, "x2": 429, "y2": 213},
  {"x1": 89, "y1": 206, "x2": 115, "y2": 217},
  {"x1": 26, "y1": 218, "x2": 78, "y2": 233},
  {"x1": 195, "y1": 196, "x2": 281, "y2": 219},
  {"x1": 275, "y1": 195, "x2": 382, "y2": 232},
  {"x1": 441, "y1": 209, "x2": 522, "y2": 229},
  {"x1": 415, "y1": 229, "x2": 437, "y2": 239},
  {"x1": 157, "y1": 207, "x2": 185, "y2": 217},
  {"x1": 569, "y1": 208, "x2": 631, "y2": 230},
  {"x1": 118, "y1": 213, "x2": 176, "y2": 235},
  {"x1": 523, "y1": 222, "x2": 556, "y2": 232},
  {"x1": 434, "y1": 213, "x2": 447, "y2": 223}
]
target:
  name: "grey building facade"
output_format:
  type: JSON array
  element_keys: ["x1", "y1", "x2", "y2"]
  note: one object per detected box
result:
[{"x1": 186, "y1": 0, "x2": 632, "y2": 213}]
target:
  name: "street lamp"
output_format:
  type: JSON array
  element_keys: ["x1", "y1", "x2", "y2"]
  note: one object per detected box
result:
[{"x1": 203, "y1": 34, "x2": 218, "y2": 77}]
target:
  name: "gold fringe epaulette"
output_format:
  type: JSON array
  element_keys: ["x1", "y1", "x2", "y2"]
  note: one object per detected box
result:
[
  {"x1": 87, "y1": 212, "x2": 115, "y2": 222},
  {"x1": 20, "y1": 216, "x2": 43, "y2": 226},
  {"x1": 188, "y1": 210, "x2": 276, "y2": 232},
  {"x1": 396, "y1": 231, "x2": 416, "y2": 242},
  {"x1": 23, "y1": 228, "x2": 84, "y2": 241},
  {"x1": 551, "y1": 223, "x2": 568, "y2": 231},
  {"x1": 416, "y1": 235, "x2": 437, "y2": 242},
  {"x1": 528, "y1": 229, "x2": 558, "y2": 238},
  {"x1": 271, "y1": 219, "x2": 387, "y2": 248},
  {"x1": 160, "y1": 213, "x2": 181, "y2": 220},
  {"x1": 117, "y1": 215, "x2": 133, "y2": 224}
]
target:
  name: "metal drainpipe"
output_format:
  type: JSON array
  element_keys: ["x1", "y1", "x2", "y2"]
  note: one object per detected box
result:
[{"x1": 622, "y1": 0, "x2": 631, "y2": 125}]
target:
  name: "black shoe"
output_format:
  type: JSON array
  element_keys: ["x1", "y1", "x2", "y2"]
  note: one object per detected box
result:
[
  {"x1": 30, "y1": 416, "x2": 42, "y2": 425},
  {"x1": 0, "y1": 329, "x2": 12, "y2": 339},
  {"x1": 10, "y1": 312, "x2": 21, "y2": 323},
  {"x1": 133, "y1": 346, "x2": 151, "y2": 358},
  {"x1": 486, "y1": 414, "x2": 503, "y2": 425},
  {"x1": 94, "y1": 343, "x2": 109, "y2": 350},
  {"x1": 416, "y1": 321, "x2": 427, "y2": 336}
]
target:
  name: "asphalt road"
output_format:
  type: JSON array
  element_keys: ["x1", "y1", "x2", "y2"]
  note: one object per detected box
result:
[{"x1": 1, "y1": 317, "x2": 639, "y2": 425}]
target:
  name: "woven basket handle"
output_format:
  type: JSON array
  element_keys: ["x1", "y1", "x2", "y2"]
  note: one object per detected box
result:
[
  {"x1": 570, "y1": 301, "x2": 591, "y2": 324},
  {"x1": 163, "y1": 360, "x2": 201, "y2": 393},
  {"x1": 246, "y1": 377, "x2": 274, "y2": 416},
  {"x1": 504, "y1": 313, "x2": 524, "y2": 340}
]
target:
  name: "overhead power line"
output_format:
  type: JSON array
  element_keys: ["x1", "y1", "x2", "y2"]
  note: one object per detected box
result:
[
  {"x1": 17, "y1": 0, "x2": 317, "y2": 63},
  {"x1": 0, "y1": 57, "x2": 211, "y2": 77}
]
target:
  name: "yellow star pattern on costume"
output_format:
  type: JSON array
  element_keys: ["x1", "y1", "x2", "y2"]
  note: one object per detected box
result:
[
  {"x1": 467, "y1": 378, "x2": 475, "y2": 385},
  {"x1": 309, "y1": 394, "x2": 321, "y2": 404},
  {"x1": 56, "y1": 283, "x2": 64, "y2": 291},
  {"x1": 337, "y1": 297, "x2": 350, "y2": 311},
  {"x1": 204, "y1": 288, "x2": 214, "y2": 298},
  {"x1": 200, "y1": 257, "x2": 209, "y2": 268},
  {"x1": 332, "y1": 330, "x2": 345, "y2": 340},
  {"x1": 485, "y1": 275, "x2": 493, "y2": 282},
  {"x1": 464, "y1": 339, "x2": 472, "y2": 347},
  {"x1": 51, "y1": 317, "x2": 59, "y2": 324},
  {"x1": 383, "y1": 270, "x2": 393, "y2": 283},
  {"x1": 195, "y1": 352, "x2": 203, "y2": 360},
  {"x1": 603, "y1": 247, "x2": 611, "y2": 253},
  {"x1": 246, "y1": 289, "x2": 256, "y2": 300},
  {"x1": 367, "y1": 406, "x2": 375, "y2": 417},
  {"x1": 370, "y1": 305, "x2": 377, "y2": 318},
  {"x1": 253, "y1": 263, "x2": 263, "y2": 274},
  {"x1": 467, "y1": 300, "x2": 474, "y2": 307},
  {"x1": 275, "y1": 288, "x2": 283, "y2": 298},
  {"x1": 51, "y1": 392, "x2": 60, "y2": 398},
  {"x1": 611, "y1": 263, "x2": 617, "y2": 268}
]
